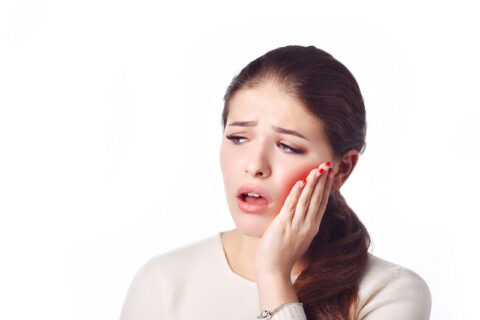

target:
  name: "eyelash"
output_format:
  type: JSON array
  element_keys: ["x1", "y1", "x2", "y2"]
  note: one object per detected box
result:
[{"x1": 225, "y1": 135, "x2": 305, "y2": 154}]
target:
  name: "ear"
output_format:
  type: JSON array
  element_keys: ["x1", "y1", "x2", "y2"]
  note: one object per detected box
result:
[{"x1": 331, "y1": 149, "x2": 359, "y2": 191}]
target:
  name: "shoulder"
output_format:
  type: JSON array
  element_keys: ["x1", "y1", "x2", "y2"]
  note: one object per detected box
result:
[
  {"x1": 356, "y1": 253, "x2": 432, "y2": 320},
  {"x1": 119, "y1": 233, "x2": 220, "y2": 320},
  {"x1": 137, "y1": 232, "x2": 220, "y2": 281}
]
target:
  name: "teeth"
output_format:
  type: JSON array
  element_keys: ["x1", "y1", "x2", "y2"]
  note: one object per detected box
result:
[{"x1": 246, "y1": 192, "x2": 261, "y2": 198}]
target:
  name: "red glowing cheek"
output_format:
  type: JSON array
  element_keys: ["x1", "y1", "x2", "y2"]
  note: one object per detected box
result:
[{"x1": 279, "y1": 168, "x2": 315, "y2": 203}]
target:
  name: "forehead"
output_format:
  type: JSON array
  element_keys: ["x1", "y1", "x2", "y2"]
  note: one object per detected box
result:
[{"x1": 227, "y1": 83, "x2": 324, "y2": 140}]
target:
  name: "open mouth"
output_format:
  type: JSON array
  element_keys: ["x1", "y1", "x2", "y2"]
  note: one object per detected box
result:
[
  {"x1": 236, "y1": 185, "x2": 272, "y2": 213},
  {"x1": 239, "y1": 193, "x2": 269, "y2": 205}
]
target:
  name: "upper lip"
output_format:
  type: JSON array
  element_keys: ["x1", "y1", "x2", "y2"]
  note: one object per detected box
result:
[{"x1": 237, "y1": 184, "x2": 271, "y2": 202}]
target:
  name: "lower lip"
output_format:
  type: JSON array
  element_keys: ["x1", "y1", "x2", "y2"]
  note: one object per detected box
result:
[{"x1": 236, "y1": 196, "x2": 272, "y2": 213}]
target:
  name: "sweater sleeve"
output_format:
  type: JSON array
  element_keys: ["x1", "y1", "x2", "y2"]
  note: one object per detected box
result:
[
  {"x1": 358, "y1": 267, "x2": 432, "y2": 320},
  {"x1": 119, "y1": 258, "x2": 164, "y2": 320},
  {"x1": 271, "y1": 303, "x2": 307, "y2": 320}
]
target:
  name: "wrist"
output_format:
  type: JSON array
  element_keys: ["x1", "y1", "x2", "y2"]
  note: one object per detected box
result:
[
  {"x1": 256, "y1": 270, "x2": 291, "y2": 284},
  {"x1": 255, "y1": 264, "x2": 292, "y2": 280},
  {"x1": 256, "y1": 272, "x2": 299, "y2": 313}
]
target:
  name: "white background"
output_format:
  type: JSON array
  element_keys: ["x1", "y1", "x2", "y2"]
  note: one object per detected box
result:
[{"x1": 1, "y1": 1, "x2": 478, "y2": 319}]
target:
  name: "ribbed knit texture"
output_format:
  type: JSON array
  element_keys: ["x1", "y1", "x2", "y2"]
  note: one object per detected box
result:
[{"x1": 271, "y1": 303, "x2": 307, "y2": 319}]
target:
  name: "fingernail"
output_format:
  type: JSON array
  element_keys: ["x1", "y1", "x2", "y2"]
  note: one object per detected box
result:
[
  {"x1": 319, "y1": 168, "x2": 324, "y2": 174},
  {"x1": 326, "y1": 161, "x2": 330, "y2": 167},
  {"x1": 328, "y1": 167, "x2": 333, "y2": 177}
]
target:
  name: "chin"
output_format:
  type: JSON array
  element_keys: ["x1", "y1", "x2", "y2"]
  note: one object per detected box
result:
[{"x1": 231, "y1": 214, "x2": 271, "y2": 238}]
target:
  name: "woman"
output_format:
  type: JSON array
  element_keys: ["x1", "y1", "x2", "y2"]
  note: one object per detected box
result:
[{"x1": 119, "y1": 45, "x2": 431, "y2": 320}]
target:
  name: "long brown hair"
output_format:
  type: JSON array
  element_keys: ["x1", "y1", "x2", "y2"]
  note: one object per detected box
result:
[{"x1": 221, "y1": 45, "x2": 371, "y2": 319}]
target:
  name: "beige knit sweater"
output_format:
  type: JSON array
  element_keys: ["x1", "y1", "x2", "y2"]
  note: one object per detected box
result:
[{"x1": 119, "y1": 232, "x2": 431, "y2": 320}]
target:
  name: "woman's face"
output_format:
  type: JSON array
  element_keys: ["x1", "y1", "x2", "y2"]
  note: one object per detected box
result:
[{"x1": 219, "y1": 81, "x2": 336, "y2": 238}]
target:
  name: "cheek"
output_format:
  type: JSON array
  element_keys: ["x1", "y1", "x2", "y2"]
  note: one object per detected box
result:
[
  {"x1": 220, "y1": 143, "x2": 240, "y2": 184},
  {"x1": 219, "y1": 143, "x2": 233, "y2": 172},
  {"x1": 277, "y1": 164, "x2": 316, "y2": 203}
]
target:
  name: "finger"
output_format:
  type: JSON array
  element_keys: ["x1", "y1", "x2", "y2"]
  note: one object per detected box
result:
[
  {"x1": 278, "y1": 179, "x2": 305, "y2": 224},
  {"x1": 291, "y1": 166, "x2": 321, "y2": 228},
  {"x1": 315, "y1": 167, "x2": 335, "y2": 226},
  {"x1": 305, "y1": 162, "x2": 330, "y2": 228}
]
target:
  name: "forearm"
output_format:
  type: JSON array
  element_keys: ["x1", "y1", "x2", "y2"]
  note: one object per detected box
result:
[{"x1": 256, "y1": 272, "x2": 299, "y2": 312}]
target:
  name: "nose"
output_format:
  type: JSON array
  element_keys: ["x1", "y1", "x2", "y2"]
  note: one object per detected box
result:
[
  {"x1": 245, "y1": 147, "x2": 271, "y2": 178},
  {"x1": 246, "y1": 166, "x2": 270, "y2": 177}
]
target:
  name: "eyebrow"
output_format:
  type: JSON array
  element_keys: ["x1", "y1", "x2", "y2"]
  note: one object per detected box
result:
[{"x1": 227, "y1": 120, "x2": 309, "y2": 141}]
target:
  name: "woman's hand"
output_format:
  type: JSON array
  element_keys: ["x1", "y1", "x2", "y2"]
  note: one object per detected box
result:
[{"x1": 254, "y1": 161, "x2": 334, "y2": 278}]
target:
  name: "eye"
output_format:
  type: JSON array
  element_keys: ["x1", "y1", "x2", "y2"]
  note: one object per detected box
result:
[
  {"x1": 225, "y1": 135, "x2": 305, "y2": 154},
  {"x1": 226, "y1": 135, "x2": 247, "y2": 144},
  {"x1": 279, "y1": 142, "x2": 303, "y2": 153}
]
